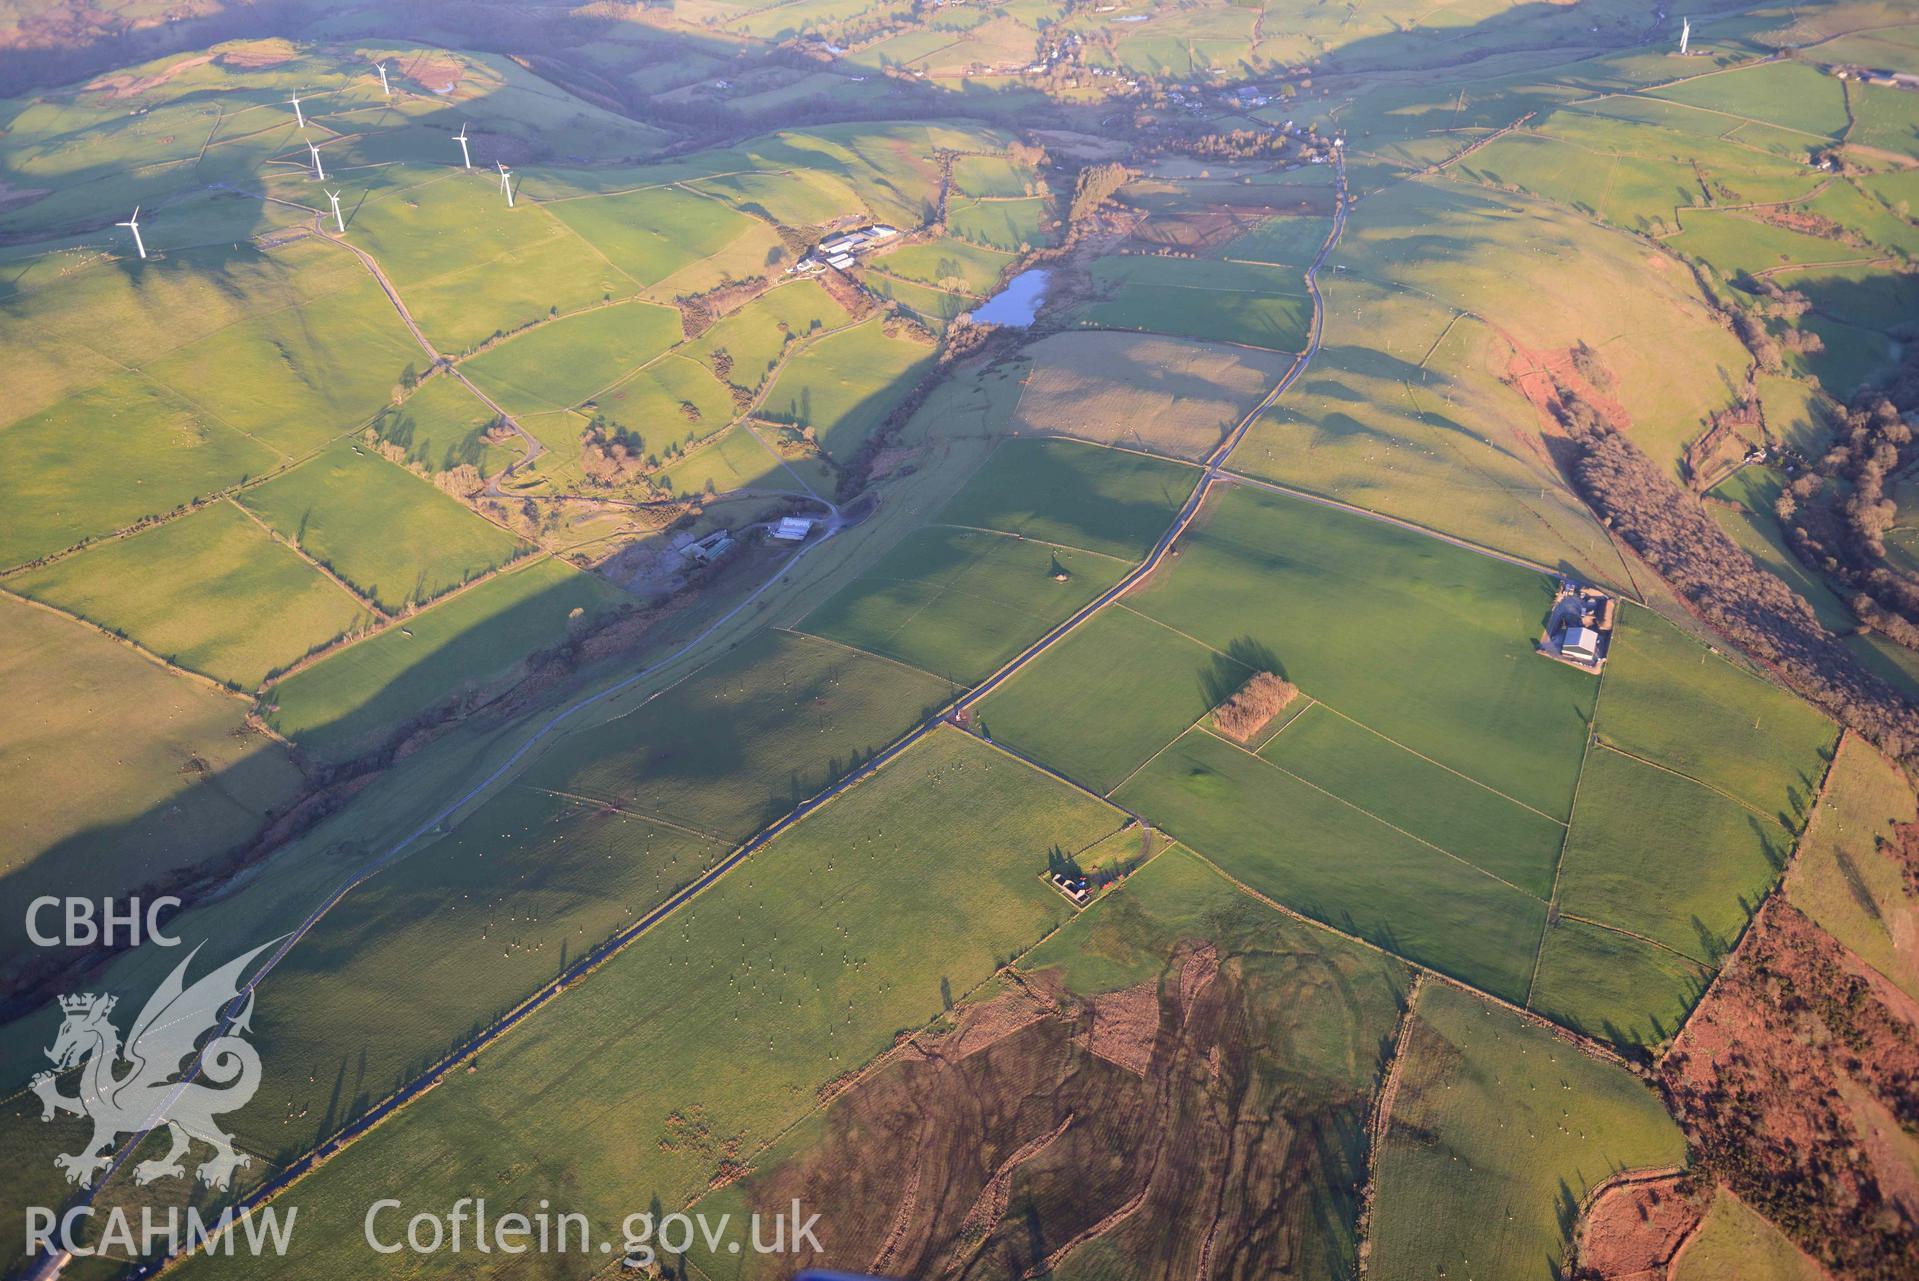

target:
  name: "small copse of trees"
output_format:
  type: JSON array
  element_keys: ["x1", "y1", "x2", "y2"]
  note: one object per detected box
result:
[{"x1": 1213, "y1": 671, "x2": 1298, "y2": 742}]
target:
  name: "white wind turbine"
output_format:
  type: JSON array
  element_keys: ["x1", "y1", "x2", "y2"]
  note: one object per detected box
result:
[
  {"x1": 455, "y1": 123, "x2": 472, "y2": 169},
  {"x1": 498, "y1": 162, "x2": 515, "y2": 208},
  {"x1": 289, "y1": 91, "x2": 306, "y2": 129},
  {"x1": 1679, "y1": 16, "x2": 1691, "y2": 54},
  {"x1": 117, "y1": 206, "x2": 146, "y2": 259},
  {"x1": 308, "y1": 141, "x2": 326, "y2": 181},
  {"x1": 326, "y1": 189, "x2": 345, "y2": 234},
  {"x1": 375, "y1": 61, "x2": 391, "y2": 98}
]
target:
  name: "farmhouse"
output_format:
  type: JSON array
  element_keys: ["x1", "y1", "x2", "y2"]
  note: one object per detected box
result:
[
  {"x1": 1560, "y1": 627, "x2": 1601, "y2": 664},
  {"x1": 792, "y1": 224, "x2": 903, "y2": 274},
  {"x1": 1049, "y1": 870, "x2": 1091, "y2": 904},
  {"x1": 1540, "y1": 579, "x2": 1616, "y2": 671}
]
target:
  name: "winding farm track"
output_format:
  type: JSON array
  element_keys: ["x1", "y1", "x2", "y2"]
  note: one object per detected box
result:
[{"x1": 38, "y1": 154, "x2": 1352, "y2": 1281}]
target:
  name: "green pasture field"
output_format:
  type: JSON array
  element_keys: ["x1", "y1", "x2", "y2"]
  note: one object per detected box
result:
[
  {"x1": 977, "y1": 605, "x2": 1239, "y2": 794},
  {"x1": 1527, "y1": 917, "x2": 1714, "y2": 1048},
  {"x1": 799, "y1": 525, "x2": 1131, "y2": 685},
  {"x1": 1645, "y1": 61, "x2": 1850, "y2": 137},
  {"x1": 1780, "y1": 259, "x2": 1919, "y2": 340},
  {"x1": 0, "y1": 373, "x2": 280, "y2": 569},
  {"x1": 11, "y1": 501, "x2": 372, "y2": 689},
  {"x1": 1459, "y1": 107, "x2": 1825, "y2": 234},
  {"x1": 371, "y1": 375, "x2": 518, "y2": 474},
  {"x1": 1555, "y1": 747, "x2": 1789, "y2": 963},
  {"x1": 510, "y1": 408, "x2": 590, "y2": 482},
  {"x1": 1858, "y1": 167, "x2": 1919, "y2": 215},
  {"x1": 1128, "y1": 484, "x2": 1595, "y2": 817},
  {"x1": 596, "y1": 353, "x2": 737, "y2": 451},
  {"x1": 757, "y1": 318, "x2": 935, "y2": 457},
  {"x1": 1066, "y1": 822, "x2": 1171, "y2": 879},
  {"x1": 402, "y1": 235, "x2": 634, "y2": 356},
  {"x1": 1675, "y1": 1189, "x2": 1828, "y2": 1281},
  {"x1": 1850, "y1": 81, "x2": 1919, "y2": 161},
  {"x1": 680, "y1": 126, "x2": 955, "y2": 228},
  {"x1": 933, "y1": 437, "x2": 1199, "y2": 560},
  {"x1": 141, "y1": 271, "x2": 422, "y2": 457},
  {"x1": 1226, "y1": 285, "x2": 1628, "y2": 579},
  {"x1": 1668, "y1": 210, "x2": 1865, "y2": 277},
  {"x1": 659, "y1": 423, "x2": 794, "y2": 495},
  {"x1": 1708, "y1": 469, "x2": 1853, "y2": 631},
  {"x1": 684, "y1": 279, "x2": 853, "y2": 390},
  {"x1": 1330, "y1": 181, "x2": 1750, "y2": 477},
  {"x1": 1071, "y1": 254, "x2": 1312, "y2": 350},
  {"x1": 1796, "y1": 312, "x2": 1903, "y2": 395},
  {"x1": 1800, "y1": 182, "x2": 1919, "y2": 259},
  {"x1": 0, "y1": 596, "x2": 303, "y2": 946},
  {"x1": 179, "y1": 728, "x2": 1123, "y2": 1281},
  {"x1": 1752, "y1": 371, "x2": 1834, "y2": 455},
  {"x1": 459, "y1": 301, "x2": 684, "y2": 416},
  {"x1": 235, "y1": 442, "x2": 526, "y2": 611},
  {"x1": 1115, "y1": 731, "x2": 1546, "y2": 1000},
  {"x1": 524, "y1": 628, "x2": 954, "y2": 841},
  {"x1": 1012, "y1": 331, "x2": 1292, "y2": 460},
  {"x1": 543, "y1": 183, "x2": 784, "y2": 285},
  {"x1": 1262, "y1": 703, "x2": 1566, "y2": 898},
  {"x1": 1369, "y1": 982, "x2": 1686, "y2": 1281},
  {"x1": 1817, "y1": 24, "x2": 1919, "y2": 78},
  {"x1": 344, "y1": 179, "x2": 627, "y2": 352},
  {"x1": 946, "y1": 194, "x2": 1053, "y2": 250},
  {"x1": 1215, "y1": 213, "x2": 1329, "y2": 265},
  {"x1": 1786, "y1": 733, "x2": 1919, "y2": 1002},
  {"x1": 952, "y1": 154, "x2": 1039, "y2": 198},
  {"x1": 0, "y1": 240, "x2": 364, "y2": 430},
  {"x1": 863, "y1": 272, "x2": 971, "y2": 323},
  {"x1": 340, "y1": 172, "x2": 576, "y2": 290},
  {"x1": 1597, "y1": 605, "x2": 1836, "y2": 830},
  {"x1": 223, "y1": 787, "x2": 731, "y2": 1160},
  {"x1": 872, "y1": 235, "x2": 1013, "y2": 294},
  {"x1": 685, "y1": 167, "x2": 864, "y2": 228},
  {"x1": 1026, "y1": 842, "x2": 1409, "y2": 1010},
  {"x1": 263, "y1": 557, "x2": 627, "y2": 760}
]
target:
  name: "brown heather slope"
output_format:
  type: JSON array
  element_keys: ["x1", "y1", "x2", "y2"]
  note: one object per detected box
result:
[
  {"x1": 706, "y1": 940, "x2": 1382, "y2": 1281},
  {"x1": 1659, "y1": 900, "x2": 1919, "y2": 1281}
]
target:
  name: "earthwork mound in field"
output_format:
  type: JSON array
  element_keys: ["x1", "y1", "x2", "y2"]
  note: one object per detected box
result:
[{"x1": 1012, "y1": 331, "x2": 1293, "y2": 461}]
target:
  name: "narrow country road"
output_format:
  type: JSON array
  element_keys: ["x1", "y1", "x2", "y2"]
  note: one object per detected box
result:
[
  {"x1": 202, "y1": 179, "x2": 547, "y2": 485},
  {"x1": 312, "y1": 223, "x2": 547, "y2": 491}
]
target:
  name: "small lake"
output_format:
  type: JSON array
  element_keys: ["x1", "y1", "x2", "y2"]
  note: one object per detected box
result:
[{"x1": 970, "y1": 268, "x2": 1051, "y2": 327}]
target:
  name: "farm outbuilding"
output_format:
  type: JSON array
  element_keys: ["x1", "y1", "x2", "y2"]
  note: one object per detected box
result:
[
  {"x1": 1561, "y1": 627, "x2": 1601, "y2": 663},
  {"x1": 773, "y1": 516, "x2": 814, "y2": 542}
]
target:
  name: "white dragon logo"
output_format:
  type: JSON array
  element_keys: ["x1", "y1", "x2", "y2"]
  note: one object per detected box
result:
[{"x1": 30, "y1": 940, "x2": 275, "y2": 1191}]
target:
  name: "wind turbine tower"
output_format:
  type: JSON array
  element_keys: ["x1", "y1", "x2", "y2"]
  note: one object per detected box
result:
[
  {"x1": 498, "y1": 162, "x2": 515, "y2": 208},
  {"x1": 1680, "y1": 16, "x2": 1691, "y2": 54},
  {"x1": 455, "y1": 123, "x2": 473, "y2": 169},
  {"x1": 308, "y1": 141, "x2": 326, "y2": 181},
  {"x1": 289, "y1": 92, "x2": 306, "y2": 129},
  {"x1": 117, "y1": 206, "x2": 146, "y2": 259},
  {"x1": 376, "y1": 61, "x2": 391, "y2": 98},
  {"x1": 326, "y1": 189, "x2": 345, "y2": 234}
]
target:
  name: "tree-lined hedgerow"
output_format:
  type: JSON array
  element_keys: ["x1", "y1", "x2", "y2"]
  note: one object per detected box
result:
[{"x1": 1552, "y1": 382, "x2": 1919, "y2": 761}]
